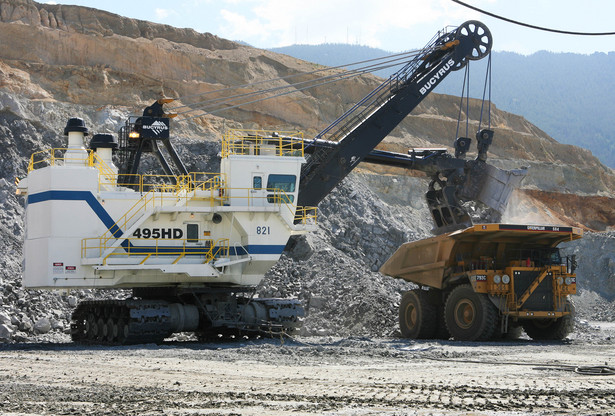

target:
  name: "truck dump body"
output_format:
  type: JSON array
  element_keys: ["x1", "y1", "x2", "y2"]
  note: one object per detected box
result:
[
  {"x1": 381, "y1": 224, "x2": 583, "y2": 341},
  {"x1": 380, "y1": 224, "x2": 582, "y2": 289}
]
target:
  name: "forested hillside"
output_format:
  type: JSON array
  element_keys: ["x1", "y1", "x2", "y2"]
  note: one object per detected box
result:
[{"x1": 271, "y1": 44, "x2": 615, "y2": 168}]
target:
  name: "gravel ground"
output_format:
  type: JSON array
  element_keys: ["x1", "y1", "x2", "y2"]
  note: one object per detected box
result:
[{"x1": 1, "y1": 326, "x2": 614, "y2": 415}]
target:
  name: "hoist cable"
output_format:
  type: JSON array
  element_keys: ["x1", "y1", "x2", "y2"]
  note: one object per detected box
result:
[
  {"x1": 177, "y1": 59, "x2": 413, "y2": 122},
  {"x1": 465, "y1": 62, "x2": 470, "y2": 137},
  {"x1": 170, "y1": 48, "x2": 431, "y2": 112},
  {"x1": 451, "y1": 0, "x2": 615, "y2": 36},
  {"x1": 455, "y1": 66, "x2": 466, "y2": 139},
  {"x1": 478, "y1": 53, "x2": 492, "y2": 131},
  {"x1": 174, "y1": 52, "x2": 424, "y2": 117},
  {"x1": 488, "y1": 56, "x2": 492, "y2": 129},
  {"x1": 178, "y1": 61, "x2": 413, "y2": 121}
]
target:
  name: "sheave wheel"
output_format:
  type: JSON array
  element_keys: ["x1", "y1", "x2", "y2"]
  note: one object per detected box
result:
[
  {"x1": 445, "y1": 284, "x2": 497, "y2": 341},
  {"x1": 456, "y1": 20, "x2": 493, "y2": 61},
  {"x1": 522, "y1": 299, "x2": 575, "y2": 340},
  {"x1": 399, "y1": 289, "x2": 437, "y2": 339}
]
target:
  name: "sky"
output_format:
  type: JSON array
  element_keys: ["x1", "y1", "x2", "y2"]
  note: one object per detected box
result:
[{"x1": 45, "y1": 0, "x2": 615, "y2": 55}]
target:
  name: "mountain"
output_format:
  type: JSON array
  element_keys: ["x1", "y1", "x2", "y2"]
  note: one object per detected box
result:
[
  {"x1": 271, "y1": 44, "x2": 615, "y2": 168},
  {"x1": 0, "y1": 0, "x2": 613, "y2": 229}
]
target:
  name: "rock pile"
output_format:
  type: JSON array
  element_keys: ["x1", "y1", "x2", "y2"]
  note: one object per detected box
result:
[
  {"x1": 562, "y1": 231, "x2": 615, "y2": 301},
  {"x1": 260, "y1": 174, "x2": 431, "y2": 337}
]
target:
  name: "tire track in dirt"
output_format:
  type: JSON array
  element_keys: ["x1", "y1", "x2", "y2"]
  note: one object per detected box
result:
[{"x1": 1, "y1": 376, "x2": 614, "y2": 415}]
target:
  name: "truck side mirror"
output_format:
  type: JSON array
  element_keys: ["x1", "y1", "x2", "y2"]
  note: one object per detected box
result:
[{"x1": 569, "y1": 254, "x2": 577, "y2": 274}]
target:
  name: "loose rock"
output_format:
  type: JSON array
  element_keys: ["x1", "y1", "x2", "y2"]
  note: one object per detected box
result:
[
  {"x1": 0, "y1": 323, "x2": 13, "y2": 341},
  {"x1": 33, "y1": 317, "x2": 52, "y2": 334}
]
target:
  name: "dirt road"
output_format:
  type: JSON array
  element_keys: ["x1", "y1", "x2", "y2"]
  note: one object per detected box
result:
[{"x1": 1, "y1": 323, "x2": 614, "y2": 415}]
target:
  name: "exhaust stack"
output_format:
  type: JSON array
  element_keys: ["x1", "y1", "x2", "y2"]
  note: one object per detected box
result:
[{"x1": 63, "y1": 118, "x2": 89, "y2": 166}]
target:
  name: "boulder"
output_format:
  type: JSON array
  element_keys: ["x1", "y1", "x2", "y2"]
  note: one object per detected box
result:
[
  {"x1": 18, "y1": 318, "x2": 32, "y2": 332},
  {"x1": 33, "y1": 317, "x2": 51, "y2": 334},
  {"x1": 0, "y1": 311, "x2": 11, "y2": 325},
  {"x1": 0, "y1": 323, "x2": 13, "y2": 341},
  {"x1": 67, "y1": 296, "x2": 78, "y2": 307}
]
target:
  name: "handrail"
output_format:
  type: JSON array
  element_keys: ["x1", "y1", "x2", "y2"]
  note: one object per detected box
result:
[
  {"x1": 222, "y1": 129, "x2": 304, "y2": 158},
  {"x1": 81, "y1": 237, "x2": 230, "y2": 265},
  {"x1": 212, "y1": 187, "x2": 317, "y2": 225},
  {"x1": 28, "y1": 148, "x2": 92, "y2": 171}
]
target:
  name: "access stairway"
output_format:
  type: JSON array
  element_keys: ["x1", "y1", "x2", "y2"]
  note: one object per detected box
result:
[{"x1": 81, "y1": 175, "x2": 232, "y2": 273}]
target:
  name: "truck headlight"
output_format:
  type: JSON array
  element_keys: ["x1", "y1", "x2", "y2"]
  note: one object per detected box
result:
[
  {"x1": 493, "y1": 275, "x2": 501, "y2": 284},
  {"x1": 565, "y1": 277, "x2": 573, "y2": 285},
  {"x1": 502, "y1": 274, "x2": 510, "y2": 284},
  {"x1": 557, "y1": 276, "x2": 564, "y2": 285}
]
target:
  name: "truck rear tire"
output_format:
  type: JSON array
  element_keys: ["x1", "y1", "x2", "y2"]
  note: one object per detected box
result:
[
  {"x1": 522, "y1": 300, "x2": 575, "y2": 340},
  {"x1": 435, "y1": 303, "x2": 451, "y2": 340},
  {"x1": 444, "y1": 284, "x2": 497, "y2": 341},
  {"x1": 399, "y1": 289, "x2": 437, "y2": 339}
]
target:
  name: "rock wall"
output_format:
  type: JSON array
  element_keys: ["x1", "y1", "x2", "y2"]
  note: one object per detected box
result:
[{"x1": 0, "y1": 0, "x2": 237, "y2": 50}]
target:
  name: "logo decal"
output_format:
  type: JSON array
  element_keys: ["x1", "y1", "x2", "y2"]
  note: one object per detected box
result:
[
  {"x1": 143, "y1": 120, "x2": 169, "y2": 136},
  {"x1": 419, "y1": 58, "x2": 456, "y2": 95}
]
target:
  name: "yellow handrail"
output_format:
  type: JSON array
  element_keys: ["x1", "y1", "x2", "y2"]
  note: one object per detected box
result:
[
  {"x1": 222, "y1": 129, "x2": 304, "y2": 158},
  {"x1": 81, "y1": 237, "x2": 230, "y2": 265},
  {"x1": 96, "y1": 175, "x2": 228, "y2": 244},
  {"x1": 28, "y1": 148, "x2": 94, "y2": 172}
]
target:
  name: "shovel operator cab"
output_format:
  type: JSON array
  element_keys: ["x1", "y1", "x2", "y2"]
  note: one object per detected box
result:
[{"x1": 380, "y1": 224, "x2": 581, "y2": 341}]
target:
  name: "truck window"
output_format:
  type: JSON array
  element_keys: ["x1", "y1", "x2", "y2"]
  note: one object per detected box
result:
[
  {"x1": 253, "y1": 176, "x2": 262, "y2": 189},
  {"x1": 545, "y1": 248, "x2": 562, "y2": 265}
]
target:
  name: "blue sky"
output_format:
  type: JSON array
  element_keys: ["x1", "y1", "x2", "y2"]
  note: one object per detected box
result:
[{"x1": 46, "y1": 0, "x2": 615, "y2": 54}]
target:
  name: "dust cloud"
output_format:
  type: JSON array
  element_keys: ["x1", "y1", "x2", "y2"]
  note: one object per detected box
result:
[{"x1": 502, "y1": 189, "x2": 558, "y2": 225}]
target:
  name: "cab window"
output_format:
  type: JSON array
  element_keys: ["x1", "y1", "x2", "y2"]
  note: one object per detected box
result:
[{"x1": 267, "y1": 174, "x2": 296, "y2": 203}]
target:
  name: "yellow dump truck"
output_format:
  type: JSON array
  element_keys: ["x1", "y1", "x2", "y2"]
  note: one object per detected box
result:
[{"x1": 380, "y1": 224, "x2": 582, "y2": 341}]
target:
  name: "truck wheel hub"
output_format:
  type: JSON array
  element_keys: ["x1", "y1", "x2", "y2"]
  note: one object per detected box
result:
[
  {"x1": 405, "y1": 304, "x2": 418, "y2": 328},
  {"x1": 454, "y1": 300, "x2": 475, "y2": 329}
]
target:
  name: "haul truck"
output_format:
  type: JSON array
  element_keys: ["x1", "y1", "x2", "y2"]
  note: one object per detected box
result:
[{"x1": 380, "y1": 224, "x2": 582, "y2": 341}]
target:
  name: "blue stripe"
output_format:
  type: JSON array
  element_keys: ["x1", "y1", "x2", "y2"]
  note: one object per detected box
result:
[
  {"x1": 27, "y1": 190, "x2": 286, "y2": 257},
  {"x1": 120, "y1": 245, "x2": 285, "y2": 256},
  {"x1": 28, "y1": 190, "x2": 123, "y2": 238},
  {"x1": 245, "y1": 245, "x2": 286, "y2": 255}
]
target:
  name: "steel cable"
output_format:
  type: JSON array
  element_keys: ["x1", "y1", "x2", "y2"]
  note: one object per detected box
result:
[
  {"x1": 422, "y1": 355, "x2": 615, "y2": 376},
  {"x1": 171, "y1": 49, "x2": 429, "y2": 117},
  {"x1": 173, "y1": 52, "x2": 423, "y2": 117},
  {"x1": 177, "y1": 59, "x2": 423, "y2": 122},
  {"x1": 451, "y1": 0, "x2": 615, "y2": 36}
]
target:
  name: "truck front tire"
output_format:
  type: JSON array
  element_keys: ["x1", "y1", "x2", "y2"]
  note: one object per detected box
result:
[
  {"x1": 522, "y1": 299, "x2": 575, "y2": 340},
  {"x1": 445, "y1": 284, "x2": 497, "y2": 341}
]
